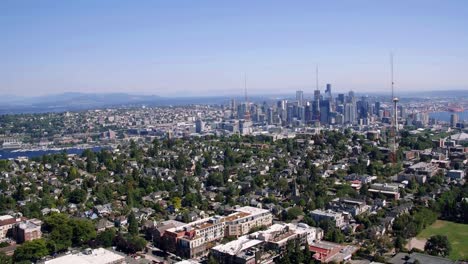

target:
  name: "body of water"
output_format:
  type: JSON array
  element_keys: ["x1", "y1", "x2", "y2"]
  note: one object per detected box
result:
[
  {"x1": 429, "y1": 110, "x2": 468, "y2": 122},
  {"x1": 0, "y1": 146, "x2": 105, "y2": 160}
]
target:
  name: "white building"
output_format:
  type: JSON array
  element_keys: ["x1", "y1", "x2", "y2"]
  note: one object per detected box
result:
[
  {"x1": 45, "y1": 248, "x2": 125, "y2": 264},
  {"x1": 447, "y1": 170, "x2": 465, "y2": 180}
]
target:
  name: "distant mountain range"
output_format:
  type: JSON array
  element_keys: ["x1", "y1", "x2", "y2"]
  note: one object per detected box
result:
[
  {"x1": 0, "y1": 92, "x2": 238, "y2": 114},
  {"x1": 0, "y1": 90, "x2": 466, "y2": 115}
]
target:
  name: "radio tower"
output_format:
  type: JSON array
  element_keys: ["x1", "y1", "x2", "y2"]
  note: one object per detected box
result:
[
  {"x1": 389, "y1": 53, "x2": 399, "y2": 163},
  {"x1": 243, "y1": 73, "x2": 251, "y2": 121}
]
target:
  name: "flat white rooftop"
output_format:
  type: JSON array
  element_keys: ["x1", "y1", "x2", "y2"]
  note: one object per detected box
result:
[
  {"x1": 45, "y1": 248, "x2": 125, "y2": 264},
  {"x1": 212, "y1": 236, "x2": 263, "y2": 255},
  {"x1": 234, "y1": 206, "x2": 269, "y2": 215},
  {"x1": 0, "y1": 215, "x2": 14, "y2": 221}
]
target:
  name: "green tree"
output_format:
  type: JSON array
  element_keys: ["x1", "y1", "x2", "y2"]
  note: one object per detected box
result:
[
  {"x1": 68, "y1": 188, "x2": 87, "y2": 204},
  {"x1": 128, "y1": 211, "x2": 139, "y2": 235},
  {"x1": 207, "y1": 172, "x2": 224, "y2": 187},
  {"x1": 70, "y1": 218, "x2": 97, "y2": 246},
  {"x1": 285, "y1": 206, "x2": 303, "y2": 221},
  {"x1": 14, "y1": 239, "x2": 49, "y2": 263},
  {"x1": 208, "y1": 255, "x2": 219, "y2": 264},
  {"x1": 0, "y1": 252, "x2": 12, "y2": 264},
  {"x1": 395, "y1": 236, "x2": 405, "y2": 252},
  {"x1": 425, "y1": 235, "x2": 451, "y2": 257},
  {"x1": 69, "y1": 167, "x2": 79, "y2": 181},
  {"x1": 44, "y1": 213, "x2": 73, "y2": 253},
  {"x1": 171, "y1": 197, "x2": 182, "y2": 210},
  {"x1": 13, "y1": 184, "x2": 26, "y2": 201},
  {"x1": 96, "y1": 228, "x2": 116, "y2": 247}
]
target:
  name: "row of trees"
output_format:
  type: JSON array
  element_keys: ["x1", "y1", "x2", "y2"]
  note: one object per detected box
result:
[
  {"x1": 13, "y1": 212, "x2": 147, "y2": 263},
  {"x1": 13, "y1": 213, "x2": 96, "y2": 263},
  {"x1": 393, "y1": 207, "x2": 438, "y2": 239}
]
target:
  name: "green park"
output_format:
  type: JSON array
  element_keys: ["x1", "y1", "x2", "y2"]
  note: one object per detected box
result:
[{"x1": 417, "y1": 220, "x2": 468, "y2": 261}]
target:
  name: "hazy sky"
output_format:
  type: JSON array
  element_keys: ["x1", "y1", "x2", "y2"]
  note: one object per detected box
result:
[{"x1": 1, "y1": 0, "x2": 467, "y2": 97}]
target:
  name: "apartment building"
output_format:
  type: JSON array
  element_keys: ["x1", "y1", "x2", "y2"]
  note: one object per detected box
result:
[
  {"x1": 224, "y1": 207, "x2": 273, "y2": 237},
  {"x1": 163, "y1": 206, "x2": 273, "y2": 259},
  {"x1": 0, "y1": 215, "x2": 22, "y2": 240},
  {"x1": 14, "y1": 219, "x2": 43, "y2": 243},
  {"x1": 311, "y1": 209, "x2": 345, "y2": 228}
]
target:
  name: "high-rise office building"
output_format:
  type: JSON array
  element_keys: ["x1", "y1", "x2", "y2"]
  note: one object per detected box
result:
[
  {"x1": 297, "y1": 105, "x2": 305, "y2": 123},
  {"x1": 287, "y1": 105, "x2": 294, "y2": 124},
  {"x1": 305, "y1": 102, "x2": 313, "y2": 123},
  {"x1": 325, "y1": 84, "x2": 332, "y2": 98},
  {"x1": 230, "y1": 98, "x2": 237, "y2": 110},
  {"x1": 267, "y1": 108, "x2": 274, "y2": 125},
  {"x1": 344, "y1": 102, "x2": 356, "y2": 124},
  {"x1": 450, "y1": 113, "x2": 459, "y2": 128},
  {"x1": 312, "y1": 100, "x2": 321, "y2": 121},
  {"x1": 296, "y1": 90, "x2": 304, "y2": 106},
  {"x1": 337, "y1": 94, "x2": 345, "y2": 105},
  {"x1": 314, "y1": 89, "x2": 321, "y2": 101},
  {"x1": 374, "y1": 102, "x2": 381, "y2": 116},
  {"x1": 357, "y1": 98, "x2": 369, "y2": 119},
  {"x1": 320, "y1": 100, "x2": 331, "y2": 124},
  {"x1": 237, "y1": 104, "x2": 246, "y2": 119},
  {"x1": 277, "y1": 100, "x2": 286, "y2": 111},
  {"x1": 195, "y1": 119, "x2": 205, "y2": 133}
]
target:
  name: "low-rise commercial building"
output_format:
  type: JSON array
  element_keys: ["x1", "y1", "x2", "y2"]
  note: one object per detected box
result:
[
  {"x1": 45, "y1": 248, "x2": 125, "y2": 264},
  {"x1": 309, "y1": 241, "x2": 358, "y2": 263},
  {"x1": 211, "y1": 223, "x2": 323, "y2": 264}
]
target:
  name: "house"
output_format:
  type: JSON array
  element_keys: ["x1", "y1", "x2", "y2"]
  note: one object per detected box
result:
[
  {"x1": 95, "y1": 219, "x2": 115, "y2": 232},
  {"x1": 93, "y1": 204, "x2": 113, "y2": 217}
]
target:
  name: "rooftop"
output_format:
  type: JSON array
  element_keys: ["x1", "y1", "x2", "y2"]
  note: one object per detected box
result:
[
  {"x1": 310, "y1": 240, "x2": 342, "y2": 250},
  {"x1": 234, "y1": 206, "x2": 269, "y2": 215},
  {"x1": 388, "y1": 252, "x2": 454, "y2": 264},
  {"x1": 212, "y1": 236, "x2": 263, "y2": 255},
  {"x1": 45, "y1": 248, "x2": 125, "y2": 264}
]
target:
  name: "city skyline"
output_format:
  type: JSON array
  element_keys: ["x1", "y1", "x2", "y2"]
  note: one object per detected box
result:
[{"x1": 1, "y1": 0, "x2": 468, "y2": 97}]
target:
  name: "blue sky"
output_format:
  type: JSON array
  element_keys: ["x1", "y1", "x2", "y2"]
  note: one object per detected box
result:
[{"x1": 1, "y1": 0, "x2": 467, "y2": 97}]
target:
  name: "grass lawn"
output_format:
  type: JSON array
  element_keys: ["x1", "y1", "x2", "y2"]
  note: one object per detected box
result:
[{"x1": 417, "y1": 220, "x2": 468, "y2": 261}]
